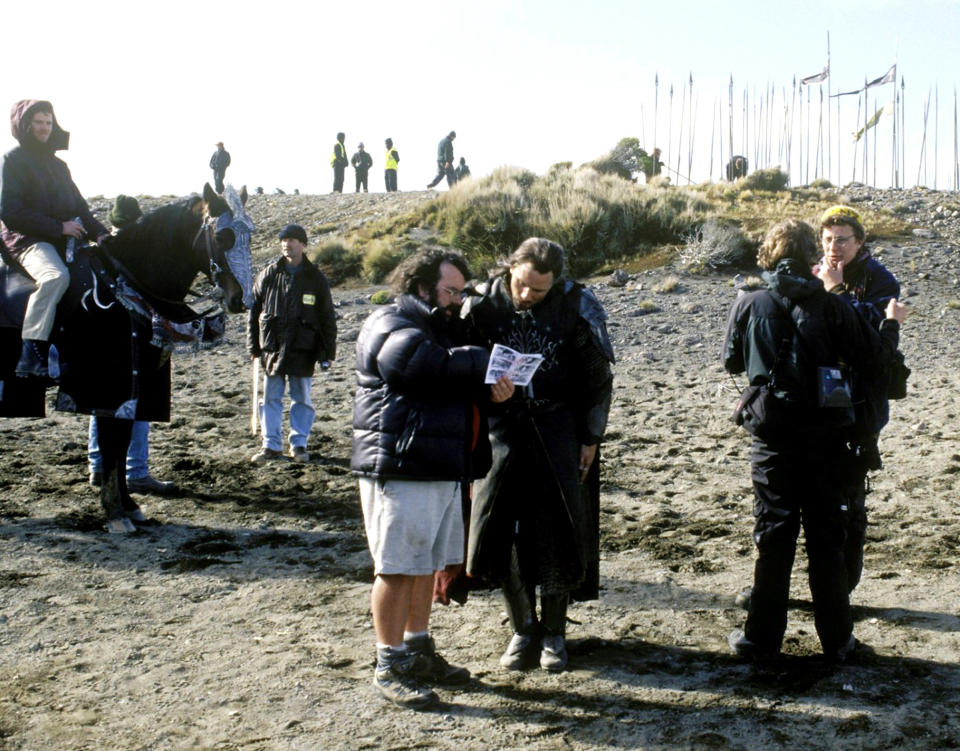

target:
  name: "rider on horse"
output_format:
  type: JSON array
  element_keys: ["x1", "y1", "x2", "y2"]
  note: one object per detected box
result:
[{"x1": 0, "y1": 99, "x2": 110, "y2": 380}]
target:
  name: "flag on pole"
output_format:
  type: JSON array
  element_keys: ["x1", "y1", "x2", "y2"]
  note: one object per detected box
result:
[
  {"x1": 853, "y1": 99, "x2": 895, "y2": 141},
  {"x1": 832, "y1": 64, "x2": 897, "y2": 98},
  {"x1": 801, "y1": 62, "x2": 829, "y2": 86},
  {"x1": 866, "y1": 64, "x2": 896, "y2": 89}
]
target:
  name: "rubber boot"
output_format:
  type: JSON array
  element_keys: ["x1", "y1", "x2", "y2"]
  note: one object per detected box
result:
[{"x1": 540, "y1": 593, "x2": 569, "y2": 671}]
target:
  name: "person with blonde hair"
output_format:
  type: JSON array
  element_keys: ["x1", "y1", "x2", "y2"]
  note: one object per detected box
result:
[{"x1": 723, "y1": 219, "x2": 906, "y2": 662}]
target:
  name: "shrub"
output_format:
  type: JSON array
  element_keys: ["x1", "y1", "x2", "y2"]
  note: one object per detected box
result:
[
  {"x1": 362, "y1": 239, "x2": 408, "y2": 284},
  {"x1": 809, "y1": 178, "x2": 833, "y2": 189},
  {"x1": 680, "y1": 218, "x2": 756, "y2": 271},
  {"x1": 369, "y1": 289, "x2": 392, "y2": 304},
  {"x1": 312, "y1": 242, "x2": 362, "y2": 285},
  {"x1": 739, "y1": 168, "x2": 790, "y2": 192}
]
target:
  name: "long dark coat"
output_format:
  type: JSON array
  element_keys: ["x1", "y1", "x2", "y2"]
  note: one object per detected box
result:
[{"x1": 463, "y1": 277, "x2": 613, "y2": 600}]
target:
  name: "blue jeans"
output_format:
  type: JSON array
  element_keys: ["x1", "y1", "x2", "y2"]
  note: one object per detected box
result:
[
  {"x1": 88, "y1": 418, "x2": 150, "y2": 479},
  {"x1": 260, "y1": 375, "x2": 314, "y2": 452}
]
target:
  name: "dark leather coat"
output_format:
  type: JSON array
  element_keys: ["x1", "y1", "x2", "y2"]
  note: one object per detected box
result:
[{"x1": 247, "y1": 255, "x2": 336, "y2": 377}]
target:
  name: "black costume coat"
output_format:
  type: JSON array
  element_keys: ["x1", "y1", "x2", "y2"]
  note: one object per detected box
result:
[{"x1": 463, "y1": 277, "x2": 613, "y2": 600}]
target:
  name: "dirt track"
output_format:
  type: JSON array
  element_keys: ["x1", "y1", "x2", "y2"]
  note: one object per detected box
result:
[{"x1": 1, "y1": 191, "x2": 960, "y2": 750}]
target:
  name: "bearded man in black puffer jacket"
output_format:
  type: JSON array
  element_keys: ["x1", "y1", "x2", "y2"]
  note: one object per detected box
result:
[{"x1": 352, "y1": 247, "x2": 513, "y2": 711}]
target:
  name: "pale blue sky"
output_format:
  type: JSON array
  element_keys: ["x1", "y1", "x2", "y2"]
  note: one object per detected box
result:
[{"x1": 3, "y1": 0, "x2": 958, "y2": 195}]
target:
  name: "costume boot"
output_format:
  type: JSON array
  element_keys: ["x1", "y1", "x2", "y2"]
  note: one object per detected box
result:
[
  {"x1": 499, "y1": 568, "x2": 539, "y2": 669},
  {"x1": 15, "y1": 339, "x2": 50, "y2": 379},
  {"x1": 539, "y1": 592, "x2": 569, "y2": 671}
]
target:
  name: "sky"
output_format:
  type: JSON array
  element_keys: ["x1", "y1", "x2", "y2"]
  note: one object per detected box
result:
[{"x1": 4, "y1": 0, "x2": 959, "y2": 197}]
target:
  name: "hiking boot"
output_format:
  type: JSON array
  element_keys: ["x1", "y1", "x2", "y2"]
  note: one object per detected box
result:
[
  {"x1": 250, "y1": 448, "x2": 283, "y2": 464},
  {"x1": 290, "y1": 446, "x2": 310, "y2": 463},
  {"x1": 728, "y1": 629, "x2": 780, "y2": 660},
  {"x1": 406, "y1": 636, "x2": 470, "y2": 686},
  {"x1": 127, "y1": 475, "x2": 176, "y2": 495},
  {"x1": 540, "y1": 634, "x2": 568, "y2": 672},
  {"x1": 373, "y1": 657, "x2": 438, "y2": 710},
  {"x1": 15, "y1": 339, "x2": 51, "y2": 380},
  {"x1": 735, "y1": 587, "x2": 753, "y2": 610},
  {"x1": 499, "y1": 632, "x2": 540, "y2": 670}
]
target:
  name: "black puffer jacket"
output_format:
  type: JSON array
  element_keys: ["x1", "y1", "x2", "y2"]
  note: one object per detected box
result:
[
  {"x1": 247, "y1": 256, "x2": 336, "y2": 377},
  {"x1": 0, "y1": 99, "x2": 107, "y2": 258},
  {"x1": 351, "y1": 294, "x2": 491, "y2": 481},
  {"x1": 723, "y1": 258, "x2": 900, "y2": 430}
]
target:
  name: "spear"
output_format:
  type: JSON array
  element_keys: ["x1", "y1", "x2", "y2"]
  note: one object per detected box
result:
[
  {"x1": 687, "y1": 73, "x2": 695, "y2": 184},
  {"x1": 654, "y1": 73, "x2": 659, "y2": 155},
  {"x1": 710, "y1": 95, "x2": 717, "y2": 182},
  {"x1": 827, "y1": 31, "x2": 833, "y2": 184},
  {"x1": 668, "y1": 83, "x2": 674, "y2": 178},
  {"x1": 918, "y1": 87, "x2": 931, "y2": 186},
  {"x1": 728, "y1": 75, "x2": 734, "y2": 178},
  {"x1": 676, "y1": 77, "x2": 687, "y2": 181},
  {"x1": 935, "y1": 84, "x2": 939, "y2": 189},
  {"x1": 901, "y1": 76, "x2": 906, "y2": 186},
  {"x1": 954, "y1": 87, "x2": 959, "y2": 190}
]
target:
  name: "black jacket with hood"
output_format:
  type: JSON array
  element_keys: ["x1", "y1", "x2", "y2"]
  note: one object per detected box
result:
[
  {"x1": 0, "y1": 99, "x2": 107, "y2": 259},
  {"x1": 723, "y1": 258, "x2": 900, "y2": 433}
]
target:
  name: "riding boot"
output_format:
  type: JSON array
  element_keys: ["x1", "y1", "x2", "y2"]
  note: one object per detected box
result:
[
  {"x1": 540, "y1": 592, "x2": 569, "y2": 672},
  {"x1": 499, "y1": 567, "x2": 539, "y2": 669},
  {"x1": 15, "y1": 339, "x2": 50, "y2": 379}
]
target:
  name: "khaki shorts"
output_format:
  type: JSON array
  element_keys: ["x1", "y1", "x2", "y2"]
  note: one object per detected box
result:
[{"x1": 358, "y1": 478, "x2": 463, "y2": 576}]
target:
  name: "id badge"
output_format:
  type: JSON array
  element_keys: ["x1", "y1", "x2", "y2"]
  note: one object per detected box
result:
[{"x1": 302, "y1": 294, "x2": 316, "y2": 306}]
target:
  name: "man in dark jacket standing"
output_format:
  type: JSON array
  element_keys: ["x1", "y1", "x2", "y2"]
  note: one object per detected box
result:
[
  {"x1": 352, "y1": 248, "x2": 513, "y2": 710},
  {"x1": 247, "y1": 224, "x2": 336, "y2": 463},
  {"x1": 426, "y1": 131, "x2": 456, "y2": 189},
  {"x1": 209, "y1": 142, "x2": 231, "y2": 193},
  {"x1": 351, "y1": 142, "x2": 373, "y2": 193},
  {"x1": 723, "y1": 219, "x2": 905, "y2": 662},
  {"x1": 817, "y1": 205, "x2": 901, "y2": 593},
  {"x1": 1, "y1": 99, "x2": 109, "y2": 379},
  {"x1": 462, "y1": 238, "x2": 615, "y2": 673},
  {"x1": 331, "y1": 132, "x2": 348, "y2": 193}
]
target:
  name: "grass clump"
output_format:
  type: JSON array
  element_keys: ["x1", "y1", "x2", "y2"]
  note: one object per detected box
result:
[
  {"x1": 362, "y1": 239, "x2": 409, "y2": 284},
  {"x1": 369, "y1": 289, "x2": 392, "y2": 304},
  {"x1": 680, "y1": 218, "x2": 756, "y2": 271},
  {"x1": 653, "y1": 275, "x2": 680, "y2": 293},
  {"x1": 312, "y1": 242, "x2": 363, "y2": 285}
]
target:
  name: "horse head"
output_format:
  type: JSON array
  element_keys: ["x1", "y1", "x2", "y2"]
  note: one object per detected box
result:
[{"x1": 200, "y1": 183, "x2": 254, "y2": 314}]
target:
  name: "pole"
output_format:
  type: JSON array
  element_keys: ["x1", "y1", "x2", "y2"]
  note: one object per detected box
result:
[
  {"x1": 917, "y1": 88, "x2": 931, "y2": 186},
  {"x1": 954, "y1": 87, "x2": 959, "y2": 190},
  {"x1": 728, "y1": 75, "x2": 734, "y2": 179},
  {"x1": 250, "y1": 358, "x2": 260, "y2": 437},
  {"x1": 676, "y1": 78, "x2": 687, "y2": 181},
  {"x1": 827, "y1": 31, "x2": 833, "y2": 185},
  {"x1": 934, "y1": 84, "x2": 939, "y2": 189},
  {"x1": 710, "y1": 96, "x2": 717, "y2": 182},
  {"x1": 654, "y1": 73, "x2": 659, "y2": 156},
  {"x1": 901, "y1": 77, "x2": 906, "y2": 186},
  {"x1": 668, "y1": 83, "x2": 674, "y2": 178},
  {"x1": 687, "y1": 74, "x2": 695, "y2": 185}
]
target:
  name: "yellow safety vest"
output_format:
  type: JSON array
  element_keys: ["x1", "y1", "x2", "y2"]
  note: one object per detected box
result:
[
  {"x1": 330, "y1": 142, "x2": 345, "y2": 166},
  {"x1": 385, "y1": 147, "x2": 398, "y2": 170}
]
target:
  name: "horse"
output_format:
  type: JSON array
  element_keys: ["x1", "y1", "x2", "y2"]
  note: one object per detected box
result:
[{"x1": 0, "y1": 183, "x2": 254, "y2": 533}]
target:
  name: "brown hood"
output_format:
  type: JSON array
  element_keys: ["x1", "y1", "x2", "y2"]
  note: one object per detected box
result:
[{"x1": 10, "y1": 99, "x2": 70, "y2": 151}]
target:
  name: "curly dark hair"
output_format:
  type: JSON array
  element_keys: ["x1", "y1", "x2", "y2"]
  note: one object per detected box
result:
[
  {"x1": 756, "y1": 220, "x2": 819, "y2": 270},
  {"x1": 388, "y1": 247, "x2": 472, "y2": 297}
]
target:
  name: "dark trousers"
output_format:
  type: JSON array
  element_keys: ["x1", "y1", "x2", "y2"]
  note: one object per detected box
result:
[
  {"x1": 385, "y1": 169, "x2": 397, "y2": 192},
  {"x1": 355, "y1": 170, "x2": 369, "y2": 192},
  {"x1": 745, "y1": 436, "x2": 853, "y2": 657},
  {"x1": 427, "y1": 161, "x2": 457, "y2": 188},
  {"x1": 333, "y1": 165, "x2": 345, "y2": 193},
  {"x1": 213, "y1": 170, "x2": 226, "y2": 193}
]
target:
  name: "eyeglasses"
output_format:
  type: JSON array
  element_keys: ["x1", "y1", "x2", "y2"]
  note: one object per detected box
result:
[
  {"x1": 825, "y1": 234, "x2": 856, "y2": 247},
  {"x1": 439, "y1": 285, "x2": 467, "y2": 301}
]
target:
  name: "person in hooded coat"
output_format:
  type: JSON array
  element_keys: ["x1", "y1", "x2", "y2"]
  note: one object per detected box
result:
[
  {"x1": 0, "y1": 99, "x2": 109, "y2": 379},
  {"x1": 723, "y1": 219, "x2": 906, "y2": 662}
]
